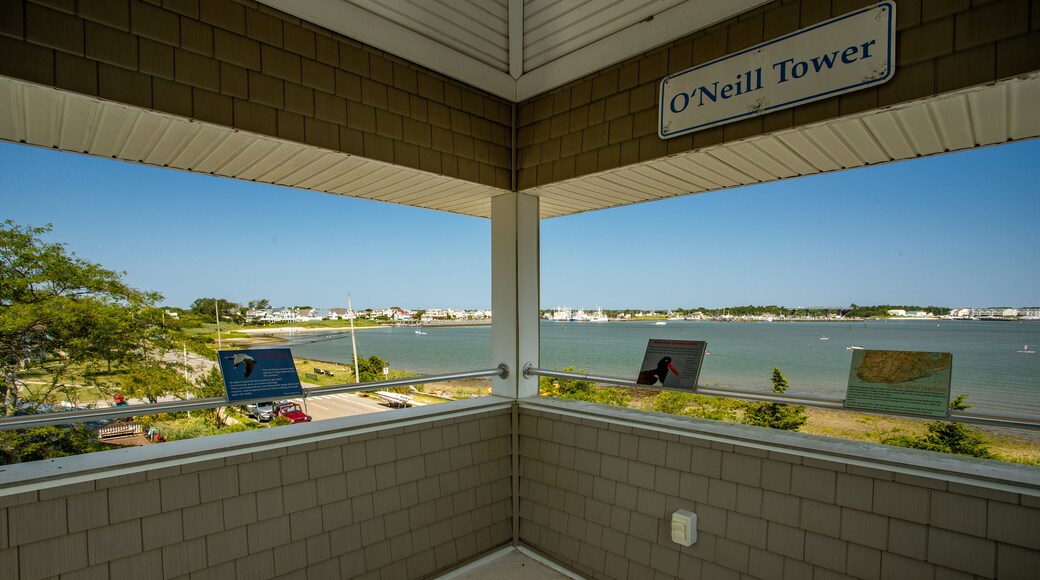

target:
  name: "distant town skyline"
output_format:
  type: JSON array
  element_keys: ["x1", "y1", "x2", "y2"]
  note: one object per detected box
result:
[
  {"x1": 2, "y1": 138, "x2": 1038, "y2": 310},
  {"x1": 219, "y1": 303, "x2": 1036, "y2": 312}
]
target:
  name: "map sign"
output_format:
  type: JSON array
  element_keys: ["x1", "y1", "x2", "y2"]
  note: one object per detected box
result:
[
  {"x1": 218, "y1": 348, "x2": 304, "y2": 402},
  {"x1": 636, "y1": 339, "x2": 707, "y2": 390},
  {"x1": 844, "y1": 349, "x2": 952, "y2": 418}
]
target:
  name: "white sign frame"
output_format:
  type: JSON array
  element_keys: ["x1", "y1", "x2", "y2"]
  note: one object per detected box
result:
[{"x1": 659, "y1": 2, "x2": 895, "y2": 138}]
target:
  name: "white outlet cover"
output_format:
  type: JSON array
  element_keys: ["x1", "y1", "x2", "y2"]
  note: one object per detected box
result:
[{"x1": 671, "y1": 509, "x2": 697, "y2": 546}]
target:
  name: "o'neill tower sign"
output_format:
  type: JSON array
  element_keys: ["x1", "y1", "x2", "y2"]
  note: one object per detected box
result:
[{"x1": 659, "y1": 2, "x2": 895, "y2": 138}]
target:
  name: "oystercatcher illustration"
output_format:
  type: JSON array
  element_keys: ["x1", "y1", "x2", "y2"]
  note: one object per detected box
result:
[
  {"x1": 637, "y1": 356, "x2": 680, "y2": 386},
  {"x1": 224, "y1": 353, "x2": 257, "y2": 378}
]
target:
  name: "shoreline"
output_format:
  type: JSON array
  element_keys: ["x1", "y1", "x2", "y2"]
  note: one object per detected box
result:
[{"x1": 236, "y1": 320, "x2": 492, "y2": 335}]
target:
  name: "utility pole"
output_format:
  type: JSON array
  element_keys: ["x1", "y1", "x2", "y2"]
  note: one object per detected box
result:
[
  {"x1": 215, "y1": 301, "x2": 222, "y2": 352},
  {"x1": 349, "y1": 293, "x2": 360, "y2": 383}
]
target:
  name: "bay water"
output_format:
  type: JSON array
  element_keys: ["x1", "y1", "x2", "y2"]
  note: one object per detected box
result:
[{"x1": 275, "y1": 320, "x2": 1040, "y2": 417}]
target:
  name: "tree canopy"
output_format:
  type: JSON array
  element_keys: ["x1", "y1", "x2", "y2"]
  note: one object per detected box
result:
[
  {"x1": 1, "y1": 220, "x2": 164, "y2": 415},
  {"x1": 190, "y1": 297, "x2": 241, "y2": 321}
]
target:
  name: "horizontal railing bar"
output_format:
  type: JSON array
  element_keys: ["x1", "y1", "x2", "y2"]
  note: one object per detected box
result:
[
  {"x1": 523, "y1": 366, "x2": 843, "y2": 405},
  {"x1": 0, "y1": 398, "x2": 229, "y2": 430},
  {"x1": 524, "y1": 366, "x2": 1040, "y2": 430},
  {"x1": 304, "y1": 365, "x2": 508, "y2": 397},
  {"x1": 949, "y1": 412, "x2": 1040, "y2": 430},
  {"x1": 0, "y1": 365, "x2": 509, "y2": 431}
]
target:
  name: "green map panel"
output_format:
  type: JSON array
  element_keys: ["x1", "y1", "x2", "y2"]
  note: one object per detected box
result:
[{"x1": 845, "y1": 349, "x2": 952, "y2": 418}]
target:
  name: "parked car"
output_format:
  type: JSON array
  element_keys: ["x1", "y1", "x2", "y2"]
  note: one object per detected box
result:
[
  {"x1": 245, "y1": 401, "x2": 276, "y2": 422},
  {"x1": 273, "y1": 402, "x2": 311, "y2": 424}
]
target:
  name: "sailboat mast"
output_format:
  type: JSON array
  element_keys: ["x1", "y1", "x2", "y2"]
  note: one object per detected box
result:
[{"x1": 348, "y1": 293, "x2": 360, "y2": 383}]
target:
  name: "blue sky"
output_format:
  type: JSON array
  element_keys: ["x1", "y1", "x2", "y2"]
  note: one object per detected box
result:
[{"x1": 2, "y1": 139, "x2": 1038, "y2": 310}]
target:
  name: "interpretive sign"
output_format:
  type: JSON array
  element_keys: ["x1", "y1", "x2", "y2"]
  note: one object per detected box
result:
[
  {"x1": 659, "y1": 2, "x2": 895, "y2": 138},
  {"x1": 636, "y1": 339, "x2": 707, "y2": 390},
  {"x1": 844, "y1": 349, "x2": 952, "y2": 418},
  {"x1": 218, "y1": 348, "x2": 304, "y2": 402}
]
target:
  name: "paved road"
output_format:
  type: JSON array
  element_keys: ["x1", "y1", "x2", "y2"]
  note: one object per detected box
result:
[{"x1": 292, "y1": 390, "x2": 392, "y2": 421}]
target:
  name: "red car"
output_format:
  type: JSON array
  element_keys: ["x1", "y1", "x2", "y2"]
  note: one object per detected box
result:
[{"x1": 273, "y1": 402, "x2": 311, "y2": 424}]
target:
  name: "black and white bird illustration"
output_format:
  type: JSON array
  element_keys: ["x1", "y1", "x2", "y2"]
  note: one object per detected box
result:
[
  {"x1": 637, "y1": 356, "x2": 680, "y2": 386},
  {"x1": 224, "y1": 353, "x2": 257, "y2": 378}
]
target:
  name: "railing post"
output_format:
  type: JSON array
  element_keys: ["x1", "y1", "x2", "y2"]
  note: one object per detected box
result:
[{"x1": 491, "y1": 192, "x2": 540, "y2": 398}]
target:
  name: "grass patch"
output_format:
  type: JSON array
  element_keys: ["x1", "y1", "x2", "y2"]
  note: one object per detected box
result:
[{"x1": 294, "y1": 357, "x2": 421, "y2": 387}]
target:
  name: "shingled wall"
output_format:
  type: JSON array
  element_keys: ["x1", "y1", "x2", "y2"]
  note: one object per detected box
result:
[
  {"x1": 518, "y1": 398, "x2": 1040, "y2": 580},
  {"x1": 0, "y1": 405, "x2": 513, "y2": 579},
  {"x1": 515, "y1": 0, "x2": 1040, "y2": 190},
  {"x1": 0, "y1": 0, "x2": 513, "y2": 190}
]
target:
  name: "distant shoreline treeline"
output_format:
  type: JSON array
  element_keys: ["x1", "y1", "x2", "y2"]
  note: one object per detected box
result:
[{"x1": 544, "y1": 305, "x2": 953, "y2": 318}]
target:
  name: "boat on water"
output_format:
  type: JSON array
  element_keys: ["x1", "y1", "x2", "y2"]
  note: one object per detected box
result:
[
  {"x1": 587, "y1": 308, "x2": 609, "y2": 323},
  {"x1": 1019, "y1": 345, "x2": 1035, "y2": 353},
  {"x1": 415, "y1": 329, "x2": 427, "y2": 335},
  {"x1": 549, "y1": 307, "x2": 572, "y2": 321},
  {"x1": 847, "y1": 345, "x2": 864, "y2": 351},
  {"x1": 820, "y1": 335, "x2": 829, "y2": 340},
  {"x1": 655, "y1": 321, "x2": 667, "y2": 326}
]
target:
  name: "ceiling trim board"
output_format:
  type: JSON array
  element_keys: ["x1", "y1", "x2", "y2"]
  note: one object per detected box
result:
[
  {"x1": 508, "y1": 0, "x2": 524, "y2": 79},
  {"x1": 260, "y1": 0, "x2": 517, "y2": 101},
  {"x1": 515, "y1": 0, "x2": 770, "y2": 101}
]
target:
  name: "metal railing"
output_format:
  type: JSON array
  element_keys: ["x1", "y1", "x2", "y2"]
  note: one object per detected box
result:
[
  {"x1": 523, "y1": 365, "x2": 1040, "y2": 431},
  {"x1": 0, "y1": 365, "x2": 509, "y2": 431}
]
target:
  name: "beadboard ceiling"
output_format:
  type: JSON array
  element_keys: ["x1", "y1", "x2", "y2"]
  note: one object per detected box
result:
[{"x1": 258, "y1": 0, "x2": 769, "y2": 101}]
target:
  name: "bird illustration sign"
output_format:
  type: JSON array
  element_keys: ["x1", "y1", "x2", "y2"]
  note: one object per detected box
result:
[
  {"x1": 636, "y1": 339, "x2": 707, "y2": 390},
  {"x1": 218, "y1": 348, "x2": 304, "y2": 402}
]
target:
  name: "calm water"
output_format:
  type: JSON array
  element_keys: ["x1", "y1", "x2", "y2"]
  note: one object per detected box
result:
[{"x1": 274, "y1": 320, "x2": 1040, "y2": 417}]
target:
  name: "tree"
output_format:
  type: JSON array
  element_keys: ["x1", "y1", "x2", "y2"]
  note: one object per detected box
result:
[
  {"x1": 190, "y1": 297, "x2": 241, "y2": 322},
  {"x1": 119, "y1": 360, "x2": 191, "y2": 404},
  {"x1": 0, "y1": 424, "x2": 105, "y2": 465},
  {"x1": 1, "y1": 220, "x2": 162, "y2": 415},
  {"x1": 356, "y1": 355, "x2": 388, "y2": 382},
  {"x1": 191, "y1": 367, "x2": 231, "y2": 429},
  {"x1": 742, "y1": 367, "x2": 808, "y2": 431},
  {"x1": 247, "y1": 298, "x2": 271, "y2": 310}
]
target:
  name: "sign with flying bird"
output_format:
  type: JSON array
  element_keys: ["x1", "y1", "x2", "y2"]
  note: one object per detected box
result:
[
  {"x1": 218, "y1": 348, "x2": 304, "y2": 402},
  {"x1": 636, "y1": 339, "x2": 707, "y2": 390}
]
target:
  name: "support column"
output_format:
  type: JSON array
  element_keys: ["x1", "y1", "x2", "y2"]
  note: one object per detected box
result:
[{"x1": 491, "y1": 192, "x2": 540, "y2": 398}]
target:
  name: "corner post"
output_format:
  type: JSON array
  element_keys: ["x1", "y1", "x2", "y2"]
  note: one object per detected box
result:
[{"x1": 491, "y1": 192, "x2": 540, "y2": 398}]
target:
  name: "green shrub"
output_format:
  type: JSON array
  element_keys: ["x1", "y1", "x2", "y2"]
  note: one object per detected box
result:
[
  {"x1": 882, "y1": 395, "x2": 993, "y2": 458},
  {"x1": 741, "y1": 368, "x2": 807, "y2": 431},
  {"x1": 592, "y1": 387, "x2": 631, "y2": 407},
  {"x1": 651, "y1": 392, "x2": 694, "y2": 415},
  {"x1": 685, "y1": 395, "x2": 743, "y2": 421},
  {"x1": 649, "y1": 391, "x2": 741, "y2": 421},
  {"x1": 0, "y1": 425, "x2": 106, "y2": 464},
  {"x1": 539, "y1": 369, "x2": 630, "y2": 407},
  {"x1": 883, "y1": 422, "x2": 993, "y2": 458}
]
